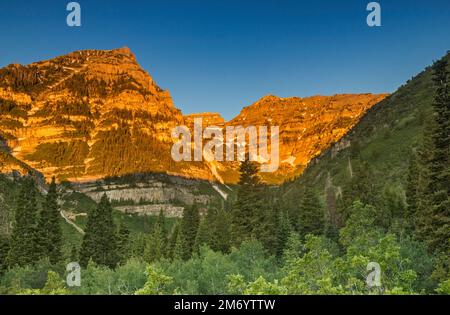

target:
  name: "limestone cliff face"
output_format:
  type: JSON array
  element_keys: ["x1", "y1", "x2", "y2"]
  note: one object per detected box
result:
[
  {"x1": 70, "y1": 174, "x2": 215, "y2": 217},
  {"x1": 231, "y1": 94, "x2": 387, "y2": 162},
  {"x1": 0, "y1": 47, "x2": 211, "y2": 182}
]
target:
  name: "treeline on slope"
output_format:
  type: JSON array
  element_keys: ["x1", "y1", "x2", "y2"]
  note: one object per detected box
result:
[
  {"x1": 0, "y1": 98, "x2": 28, "y2": 131},
  {"x1": 0, "y1": 151, "x2": 42, "y2": 179},
  {"x1": 0, "y1": 60, "x2": 157, "y2": 98},
  {"x1": 34, "y1": 100, "x2": 96, "y2": 118},
  {"x1": 0, "y1": 98, "x2": 30, "y2": 119},
  {"x1": 0, "y1": 62, "x2": 74, "y2": 95},
  {"x1": 88, "y1": 123, "x2": 207, "y2": 177},
  {"x1": 0, "y1": 65, "x2": 41, "y2": 92},
  {"x1": 17, "y1": 105, "x2": 186, "y2": 178},
  {"x1": 61, "y1": 73, "x2": 154, "y2": 98},
  {"x1": 26, "y1": 141, "x2": 90, "y2": 168},
  {"x1": 98, "y1": 108, "x2": 175, "y2": 128}
]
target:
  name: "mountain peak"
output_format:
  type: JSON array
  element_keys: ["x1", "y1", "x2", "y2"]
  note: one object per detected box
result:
[
  {"x1": 112, "y1": 46, "x2": 133, "y2": 54},
  {"x1": 110, "y1": 46, "x2": 136, "y2": 60},
  {"x1": 0, "y1": 47, "x2": 174, "y2": 109},
  {"x1": 27, "y1": 47, "x2": 140, "y2": 70},
  {"x1": 257, "y1": 95, "x2": 282, "y2": 103}
]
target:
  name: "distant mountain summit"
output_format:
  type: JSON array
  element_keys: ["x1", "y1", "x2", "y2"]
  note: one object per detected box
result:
[{"x1": 0, "y1": 48, "x2": 387, "y2": 184}]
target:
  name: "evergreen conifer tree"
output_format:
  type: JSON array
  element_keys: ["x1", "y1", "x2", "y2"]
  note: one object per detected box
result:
[
  {"x1": 230, "y1": 158, "x2": 263, "y2": 246},
  {"x1": 209, "y1": 208, "x2": 231, "y2": 253},
  {"x1": 276, "y1": 210, "x2": 291, "y2": 258},
  {"x1": 7, "y1": 177, "x2": 41, "y2": 267},
  {"x1": 419, "y1": 59, "x2": 450, "y2": 254},
  {"x1": 193, "y1": 207, "x2": 232, "y2": 254},
  {"x1": 117, "y1": 222, "x2": 130, "y2": 264},
  {"x1": 298, "y1": 187, "x2": 325, "y2": 238},
  {"x1": 342, "y1": 160, "x2": 378, "y2": 214},
  {"x1": 429, "y1": 59, "x2": 450, "y2": 192},
  {"x1": 144, "y1": 210, "x2": 167, "y2": 262},
  {"x1": 194, "y1": 217, "x2": 210, "y2": 253},
  {"x1": 252, "y1": 199, "x2": 278, "y2": 255},
  {"x1": 178, "y1": 205, "x2": 200, "y2": 260},
  {"x1": 79, "y1": 194, "x2": 118, "y2": 268},
  {"x1": 37, "y1": 177, "x2": 63, "y2": 264},
  {"x1": 414, "y1": 117, "x2": 435, "y2": 238},
  {"x1": 166, "y1": 223, "x2": 180, "y2": 260}
]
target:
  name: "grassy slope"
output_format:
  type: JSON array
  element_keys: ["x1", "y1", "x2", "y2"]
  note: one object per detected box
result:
[{"x1": 280, "y1": 52, "x2": 449, "y2": 202}]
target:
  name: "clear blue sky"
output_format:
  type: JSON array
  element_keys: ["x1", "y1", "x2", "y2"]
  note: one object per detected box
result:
[{"x1": 0, "y1": 0, "x2": 449, "y2": 120}]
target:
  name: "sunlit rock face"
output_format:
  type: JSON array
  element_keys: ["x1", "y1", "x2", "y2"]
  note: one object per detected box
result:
[
  {"x1": 0, "y1": 48, "x2": 212, "y2": 182},
  {"x1": 189, "y1": 93, "x2": 388, "y2": 184},
  {"x1": 184, "y1": 113, "x2": 225, "y2": 128},
  {"x1": 0, "y1": 48, "x2": 387, "y2": 184}
]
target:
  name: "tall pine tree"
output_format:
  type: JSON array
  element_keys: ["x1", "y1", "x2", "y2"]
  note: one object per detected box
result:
[
  {"x1": 37, "y1": 177, "x2": 63, "y2": 264},
  {"x1": 166, "y1": 223, "x2": 180, "y2": 260},
  {"x1": 413, "y1": 117, "x2": 436, "y2": 237},
  {"x1": 144, "y1": 209, "x2": 167, "y2": 262},
  {"x1": 208, "y1": 208, "x2": 231, "y2": 253},
  {"x1": 178, "y1": 205, "x2": 200, "y2": 260},
  {"x1": 252, "y1": 195, "x2": 278, "y2": 255},
  {"x1": 230, "y1": 158, "x2": 263, "y2": 246},
  {"x1": 194, "y1": 216, "x2": 210, "y2": 253},
  {"x1": 429, "y1": 59, "x2": 450, "y2": 192},
  {"x1": 193, "y1": 207, "x2": 232, "y2": 254},
  {"x1": 7, "y1": 177, "x2": 41, "y2": 267},
  {"x1": 419, "y1": 59, "x2": 450, "y2": 254},
  {"x1": 117, "y1": 222, "x2": 130, "y2": 264},
  {"x1": 341, "y1": 159, "x2": 379, "y2": 218},
  {"x1": 298, "y1": 187, "x2": 325, "y2": 238},
  {"x1": 275, "y1": 210, "x2": 291, "y2": 258},
  {"x1": 79, "y1": 194, "x2": 118, "y2": 268}
]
